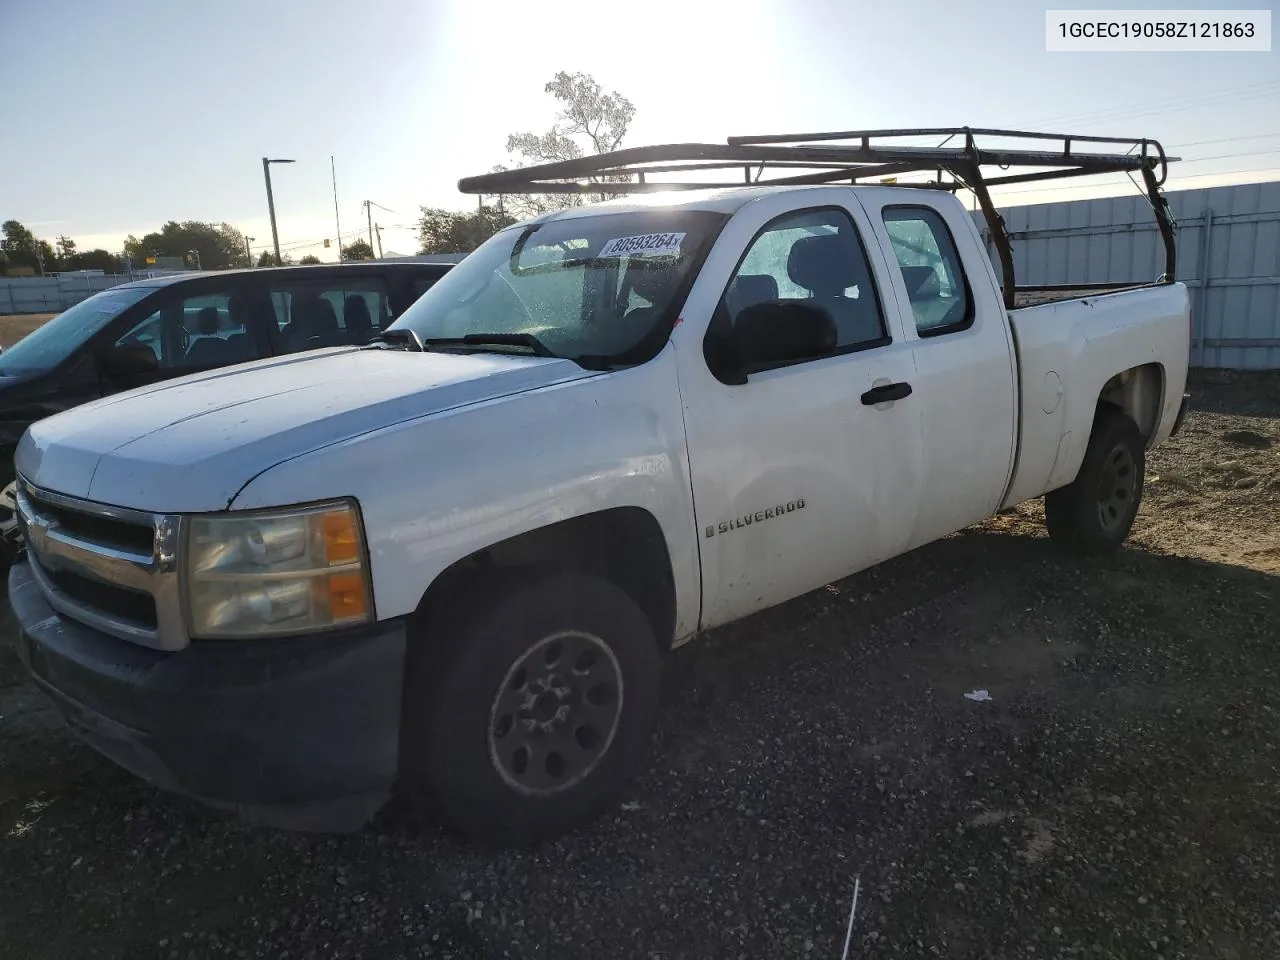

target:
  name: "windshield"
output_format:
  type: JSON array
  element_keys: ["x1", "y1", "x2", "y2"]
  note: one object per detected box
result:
[
  {"x1": 0, "y1": 285, "x2": 155, "y2": 375},
  {"x1": 388, "y1": 210, "x2": 725, "y2": 365}
]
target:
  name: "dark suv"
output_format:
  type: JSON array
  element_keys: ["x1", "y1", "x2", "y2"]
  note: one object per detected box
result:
[{"x1": 0, "y1": 261, "x2": 454, "y2": 550}]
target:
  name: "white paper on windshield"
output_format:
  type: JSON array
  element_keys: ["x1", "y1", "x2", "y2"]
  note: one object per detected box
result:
[{"x1": 598, "y1": 232, "x2": 686, "y2": 259}]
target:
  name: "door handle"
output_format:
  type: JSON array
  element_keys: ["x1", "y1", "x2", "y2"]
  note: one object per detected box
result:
[{"x1": 860, "y1": 381, "x2": 912, "y2": 405}]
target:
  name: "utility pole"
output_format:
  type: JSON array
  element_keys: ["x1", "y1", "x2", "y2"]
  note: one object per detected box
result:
[
  {"x1": 331, "y1": 156, "x2": 343, "y2": 263},
  {"x1": 364, "y1": 200, "x2": 375, "y2": 256},
  {"x1": 261, "y1": 157, "x2": 295, "y2": 266},
  {"x1": 374, "y1": 223, "x2": 384, "y2": 259},
  {"x1": 244, "y1": 236, "x2": 254, "y2": 265}
]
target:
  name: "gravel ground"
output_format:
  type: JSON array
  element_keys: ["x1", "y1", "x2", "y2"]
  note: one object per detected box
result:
[{"x1": 1, "y1": 370, "x2": 1277, "y2": 960}]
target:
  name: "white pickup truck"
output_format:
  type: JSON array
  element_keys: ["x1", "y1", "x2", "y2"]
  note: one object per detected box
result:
[{"x1": 8, "y1": 129, "x2": 1191, "y2": 843}]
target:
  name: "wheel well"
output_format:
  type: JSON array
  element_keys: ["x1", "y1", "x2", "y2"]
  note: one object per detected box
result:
[
  {"x1": 1098, "y1": 363, "x2": 1164, "y2": 441},
  {"x1": 414, "y1": 507, "x2": 677, "y2": 651}
]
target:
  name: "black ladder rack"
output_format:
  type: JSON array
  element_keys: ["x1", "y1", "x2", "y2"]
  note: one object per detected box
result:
[{"x1": 458, "y1": 127, "x2": 1180, "y2": 310}]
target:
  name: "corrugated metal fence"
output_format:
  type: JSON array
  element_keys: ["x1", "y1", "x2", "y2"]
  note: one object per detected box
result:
[
  {"x1": 0, "y1": 271, "x2": 188, "y2": 314},
  {"x1": 980, "y1": 179, "x2": 1280, "y2": 369}
]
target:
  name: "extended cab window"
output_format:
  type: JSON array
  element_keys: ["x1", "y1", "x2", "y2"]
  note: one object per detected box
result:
[
  {"x1": 725, "y1": 208, "x2": 885, "y2": 349},
  {"x1": 266, "y1": 279, "x2": 391, "y2": 353},
  {"x1": 115, "y1": 288, "x2": 259, "y2": 369},
  {"x1": 882, "y1": 207, "x2": 972, "y2": 336}
]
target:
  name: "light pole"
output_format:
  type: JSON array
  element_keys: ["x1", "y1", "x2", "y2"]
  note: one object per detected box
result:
[
  {"x1": 261, "y1": 157, "x2": 295, "y2": 266},
  {"x1": 244, "y1": 236, "x2": 255, "y2": 266}
]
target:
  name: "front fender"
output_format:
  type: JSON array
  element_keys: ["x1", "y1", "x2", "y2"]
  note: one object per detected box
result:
[{"x1": 231, "y1": 345, "x2": 701, "y2": 639}]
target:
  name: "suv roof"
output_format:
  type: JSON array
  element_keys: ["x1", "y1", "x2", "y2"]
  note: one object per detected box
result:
[{"x1": 118, "y1": 260, "x2": 453, "y2": 290}]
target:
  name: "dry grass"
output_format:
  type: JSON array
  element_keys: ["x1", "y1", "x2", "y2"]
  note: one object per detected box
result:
[{"x1": 0, "y1": 314, "x2": 55, "y2": 350}]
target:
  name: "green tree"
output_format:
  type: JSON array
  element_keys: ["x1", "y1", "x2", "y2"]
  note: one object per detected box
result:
[
  {"x1": 299, "y1": 254, "x2": 322, "y2": 265},
  {"x1": 124, "y1": 221, "x2": 251, "y2": 270},
  {"x1": 256, "y1": 250, "x2": 279, "y2": 267},
  {"x1": 1, "y1": 220, "x2": 51, "y2": 274},
  {"x1": 63, "y1": 249, "x2": 123, "y2": 273},
  {"x1": 342, "y1": 239, "x2": 375, "y2": 261},
  {"x1": 55, "y1": 235, "x2": 76, "y2": 261},
  {"x1": 502, "y1": 70, "x2": 636, "y2": 217},
  {"x1": 417, "y1": 207, "x2": 516, "y2": 254}
]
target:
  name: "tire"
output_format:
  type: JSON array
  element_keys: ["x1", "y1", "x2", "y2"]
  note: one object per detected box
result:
[
  {"x1": 0, "y1": 479, "x2": 20, "y2": 570},
  {"x1": 1045, "y1": 406, "x2": 1145, "y2": 556},
  {"x1": 404, "y1": 567, "x2": 661, "y2": 845}
]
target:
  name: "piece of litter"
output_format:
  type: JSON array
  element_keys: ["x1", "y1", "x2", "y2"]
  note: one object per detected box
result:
[
  {"x1": 964, "y1": 689, "x2": 992, "y2": 702},
  {"x1": 840, "y1": 876, "x2": 861, "y2": 960},
  {"x1": 620, "y1": 801, "x2": 642, "y2": 812}
]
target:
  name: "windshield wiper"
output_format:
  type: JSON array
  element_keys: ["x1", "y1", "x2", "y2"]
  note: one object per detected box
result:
[
  {"x1": 422, "y1": 333, "x2": 555, "y2": 358},
  {"x1": 364, "y1": 329, "x2": 424, "y2": 351}
]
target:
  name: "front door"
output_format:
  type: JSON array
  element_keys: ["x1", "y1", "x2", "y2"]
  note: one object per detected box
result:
[
  {"x1": 675, "y1": 191, "x2": 925, "y2": 630},
  {"x1": 99, "y1": 278, "x2": 265, "y2": 393}
]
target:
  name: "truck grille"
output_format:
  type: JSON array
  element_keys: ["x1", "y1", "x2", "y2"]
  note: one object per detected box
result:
[{"x1": 15, "y1": 478, "x2": 186, "y2": 651}]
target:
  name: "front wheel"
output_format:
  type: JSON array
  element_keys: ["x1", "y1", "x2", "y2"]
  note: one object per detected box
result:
[
  {"x1": 1045, "y1": 406, "x2": 1145, "y2": 556},
  {"x1": 404, "y1": 569, "x2": 661, "y2": 845}
]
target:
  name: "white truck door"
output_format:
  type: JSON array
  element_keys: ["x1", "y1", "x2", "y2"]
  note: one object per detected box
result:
[
  {"x1": 853, "y1": 190, "x2": 1019, "y2": 549},
  {"x1": 672, "y1": 191, "x2": 925, "y2": 630}
]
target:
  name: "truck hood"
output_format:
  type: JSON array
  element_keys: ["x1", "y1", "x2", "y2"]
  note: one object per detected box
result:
[{"x1": 16, "y1": 347, "x2": 594, "y2": 512}]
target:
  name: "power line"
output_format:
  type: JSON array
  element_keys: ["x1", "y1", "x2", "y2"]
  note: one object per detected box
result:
[
  {"x1": 989, "y1": 163, "x2": 1280, "y2": 197},
  {"x1": 1178, "y1": 148, "x2": 1280, "y2": 165},
  {"x1": 1172, "y1": 131, "x2": 1280, "y2": 149},
  {"x1": 1014, "y1": 79, "x2": 1280, "y2": 129}
]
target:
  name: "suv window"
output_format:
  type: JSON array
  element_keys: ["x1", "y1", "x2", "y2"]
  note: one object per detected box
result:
[
  {"x1": 115, "y1": 287, "x2": 258, "y2": 369},
  {"x1": 265, "y1": 277, "x2": 391, "y2": 354},
  {"x1": 724, "y1": 207, "x2": 886, "y2": 350},
  {"x1": 410, "y1": 271, "x2": 449, "y2": 303},
  {"x1": 882, "y1": 207, "x2": 972, "y2": 336}
]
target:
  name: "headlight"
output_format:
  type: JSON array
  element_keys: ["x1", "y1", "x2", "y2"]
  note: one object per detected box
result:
[{"x1": 184, "y1": 500, "x2": 372, "y2": 639}]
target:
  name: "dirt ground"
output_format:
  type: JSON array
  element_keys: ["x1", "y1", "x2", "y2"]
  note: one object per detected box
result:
[
  {"x1": 0, "y1": 371, "x2": 1277, "y2": 960},
  {"x1": 0, "y1": 312, "x2": 56, "y2": 349}
]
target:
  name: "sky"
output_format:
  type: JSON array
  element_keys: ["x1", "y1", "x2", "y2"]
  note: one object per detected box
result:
[{"x1": 1, "y1": 0, "x2": 1277, "y2": 263}]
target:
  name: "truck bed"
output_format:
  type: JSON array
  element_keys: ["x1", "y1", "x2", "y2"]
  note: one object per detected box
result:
[{"x1": 1003, "y1": 281, "x2": 1192, "y2": 508}]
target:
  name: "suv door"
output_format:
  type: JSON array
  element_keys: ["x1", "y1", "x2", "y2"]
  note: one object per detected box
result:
[
  {"x1": 98, "y1": 277, "x2": 266, "y2": 393},
  {"x1": 259, "y1": 271, "x2": 394, "y2": 354},
  {"x1": 389, "y1": 265, "x2": 452, "y2": 315}
]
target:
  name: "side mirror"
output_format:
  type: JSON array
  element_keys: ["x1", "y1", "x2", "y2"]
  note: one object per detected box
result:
[
  {"x1": 100, "y1": 343, "x2": 159, "y2": 378},
  {"x1": 732, "y1": 300, "x2": 837, "y2": 368}
]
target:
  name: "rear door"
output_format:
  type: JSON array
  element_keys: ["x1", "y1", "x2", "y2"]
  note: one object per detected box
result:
[
  {"x1": 853, "y1": 190, "x2": 1018, "y2": 548},
  {"x1": 386, "y1": 265, "x2": 451, "y2": 316},
  {"x1": 256, "y1": 271, "x2": 394, "y2": 354}
]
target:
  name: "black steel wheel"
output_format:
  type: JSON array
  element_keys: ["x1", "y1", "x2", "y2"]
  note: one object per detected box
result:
[
  {"x1": 404, "y1": 568, "x2": 661, "y2": 845},
  {"x1": 487, "y1": 631, "x2": 624, "y2": 796},
  {"x1": 1096, "y1": 443, "x2": 1138, "y2": 534},
  {"x1": 1046, "y1": 406, "x2": 1145, "y2": 556}
]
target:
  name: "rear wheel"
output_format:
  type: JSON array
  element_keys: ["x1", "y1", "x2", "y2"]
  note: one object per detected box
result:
[
  {"x1": 404, "y1": 568, "x2": 661, "y2": 845},
  {"x1": 1045, "y1": 406, "x2": 1145, "y2": 556}
]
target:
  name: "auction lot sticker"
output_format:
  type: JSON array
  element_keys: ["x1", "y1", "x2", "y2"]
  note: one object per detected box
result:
[{"x1": 599, "y1": 233, "x2": 686, "y2": 258}]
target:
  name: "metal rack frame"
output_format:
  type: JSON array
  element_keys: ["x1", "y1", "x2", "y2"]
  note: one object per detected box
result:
[{"x1": 458, "y1": 127, "x2": 1180, "y2": 309}]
